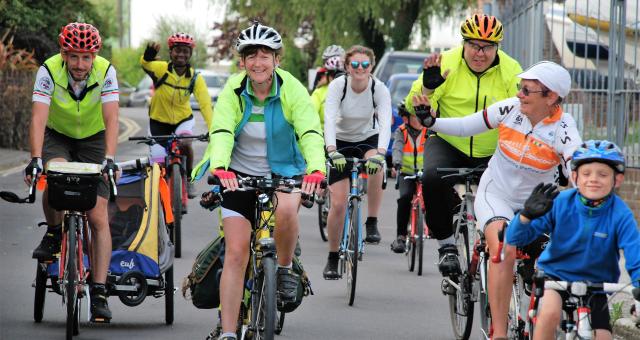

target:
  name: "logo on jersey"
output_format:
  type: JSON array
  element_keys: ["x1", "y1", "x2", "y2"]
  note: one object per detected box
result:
[
  {"x1": 498, "y1": 105, "x2": 514, "y2": 116},
  {"x1": 104, "y1": 78, "x2": 113, "y2": 88},
  {"x1": 514, "y1": 115, "x2": 523, "y2": 125},
  {"x1": 38, "y1": 77, "x2": 52, "y2": 91}
]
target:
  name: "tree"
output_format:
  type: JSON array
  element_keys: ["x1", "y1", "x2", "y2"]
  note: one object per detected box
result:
[{"x1": 210, "y1": 0, "x2": 467, "y2": 84}]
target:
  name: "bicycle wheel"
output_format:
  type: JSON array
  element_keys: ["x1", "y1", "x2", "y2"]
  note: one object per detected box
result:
[
  {"x1": 448, "y1": 218, "x2": 474, "y2": 340},
  {"x1": 165, "y1": 265, "x2": 174, "y2": 325},
  {"x1": 317, "y1": 194, "x2": 328, "y2": 242},
  {"x1": 346, "y1": 199, "x2": 359, "y2": 306},
  {"x1": 406, "y1": 211, "x2": 416, "y2": 272},
  {"x1": 479, "y1": 257, "x2": 492, "y2": 339},
  {"x1": 255, "y1": 257, "x2": 276, "y2": 340},
  {"x1": 65, "y1": 215, "x2": 79, "y2": 340},
  {"x1": 507, "y1": 274, "x2": 527, "y2": 340},
  {"x1": 416, "y1": 207, "x2": 425, "y2": 276},
  {"x1": 274, "y1": 311, "x2": 285, "y2": 335},
  {"x1": 34, "y1": 263, "x2": 47, "y2": 322},
  {"x1": 170, "y1": 163, "x2": 183, "y2": 258}
]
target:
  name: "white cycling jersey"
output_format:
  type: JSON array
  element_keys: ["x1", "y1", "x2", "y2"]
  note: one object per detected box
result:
[{"x1": 431, "y1": 97, "x2": 582, "y2": 204}]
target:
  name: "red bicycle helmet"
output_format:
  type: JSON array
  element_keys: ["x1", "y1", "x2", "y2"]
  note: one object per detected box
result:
[
  {"x1": 58, "y1": 22, "x2": 102, "y2": 53},
  {"x1": 167, "y1": 32, "x2": 196, "y2": 49}
]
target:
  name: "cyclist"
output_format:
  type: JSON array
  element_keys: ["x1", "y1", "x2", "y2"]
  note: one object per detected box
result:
[
  {"x1": 311, "y1": 44, "x2": 345, "y2": 91},
  {"x1": 390, "y1": 102, "x2": 428, "y2": 253},
  {"x1": 404, "y1": 13, "x2": 522, "y2": 279},
  {"x1": 190, "y1": 23, "x2": 325, "y2": 340},
  {"x1": 506, "y1": 140, "x2": 640, "y2": 340},
  {"x1": 311, "y1": 55, "x2": 345, "y2": 127},
  {"x1": 413, "y1": 60, "x2": 583, "y2": 339},
  {"x1": 323, "y1": 45, "x2": 392, "y2": 279},
  {"x1": 140, "y1": 32, "x2": 213, "y2": 198},
  {"x1": 27, "y1": 22, "x2": 119, "y2": 322}
]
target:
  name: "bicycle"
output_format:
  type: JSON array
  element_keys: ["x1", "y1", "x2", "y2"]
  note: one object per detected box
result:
[
  {"x1": 0, "y1": 162, "x2": 116, "y2": 340},
  {"x1": 436, "y1": 166, "x2": 485, "y2": 340},
  {"x1": 529, "y1": 271, "x2": 640, "y2": 339},
  {"x1": 205, "y1": 174, "x2": 317, "y2": 339},
  {"x1": 396, "y1": 169, "x2": 429, "y2": 276},
  {"x1": 129, "y1": 133, "x2": 208, "y2": 258}
]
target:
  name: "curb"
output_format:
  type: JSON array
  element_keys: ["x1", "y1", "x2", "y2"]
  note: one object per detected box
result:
[
  {"x1": 0, "y1": 116, "x2": 140, "y2": 176},
  {"x1": 614, "y1": 318, "x2": 640, "y2": 339}
]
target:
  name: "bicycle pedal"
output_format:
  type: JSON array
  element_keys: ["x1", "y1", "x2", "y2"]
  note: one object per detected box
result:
[{"x1": 90, "y1": 317, "x2": 111, "y2": 324}]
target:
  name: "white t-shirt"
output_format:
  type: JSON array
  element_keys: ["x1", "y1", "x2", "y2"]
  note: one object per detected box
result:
[
  {"x1": 229, "y1": 104, "x2": 270, "y2": 176},
  {"x1": 431, "y1": 97, "x2": 583, "y2": 203},
  {"x1": 32, "y1": 65, "x2": 119, "y2": 105},
  {"x1": 323, "y1": 75, "x2": 391, "y2": 151}
]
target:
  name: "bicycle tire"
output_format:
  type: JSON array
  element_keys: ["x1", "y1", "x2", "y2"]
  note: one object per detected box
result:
[
  {"x1": 275, "y1": 311, "x2": 285, "y2": 335},
  {"x1": 65, "y1": 215, "x2": 78, "y2": 340},
  {"x1": 165, "y1": 265, "x2": 174, "y2": 325},
  {"x1": 448, "y1": 218, "x2": 474, "y2": 340},
  {"x1": 479, "y1": 257, "x2": 492, "y2": 340},
  {"x1": 346, "y1": 199, "x2": 359, "y2": 306},
  {"x1": 507, "y1": 273, "x2": 527, "y2": 340},
  {"x1": 170, "y1": 163, "x2": 183, "y2": 258},
  {"x1": 416, "y1": 207, "x2": 424, "y2": 276},
  {"x1": 317, "y1": 194, "x2": 328, "y2": 242},
  {"x1": 34, "y1": 263, "x2": 47, "y2": 322},
  {"x1": 255, "y1": 257, "x2": 277, "y2": 340},
  {"x1": 406, "y1": 211, "x2": 416, "y2": 272}
]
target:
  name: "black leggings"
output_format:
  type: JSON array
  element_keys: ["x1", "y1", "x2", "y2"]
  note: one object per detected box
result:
[
  {"x1": 421, "y1": 136, "x2": 490, "y2": 240},
  {"x1": 396, "y1": 174, "x2": 416, "y2": 237}
]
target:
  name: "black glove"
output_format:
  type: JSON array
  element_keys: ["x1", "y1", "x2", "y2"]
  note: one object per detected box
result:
[
  {"x1": 414, "y1": 104, "x2": 435, "y2": 127},
  {"x1": 200, "y1": 190, "x2": 223, "y2": 211},
  {"x1": 521, "y1": 183, "x2": 559, "y2": 220},
  {"x1": 143, "y1": 43, "x2": 159, "y2": 61},
  {"x1": 24, "y1": 157, "x2": 43, "y2": 178},
  {"x1": 101, "y1": 158, "x2": 119, "y2": 175},
  {"x1": 422, "y1": 66, "x2": 446, "y2": 90}
]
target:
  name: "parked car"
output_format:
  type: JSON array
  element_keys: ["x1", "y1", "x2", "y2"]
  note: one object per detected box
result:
[
  {"x1": 118, "y1": 80, "x2": 135, "y2": 107},
  {"x1": 373, "y1": 51, "x2": 428, "y2": 84},
  {"x1": 384, "y1": 73, "x2": 420, "y2": 169},
  {"x1": 190, "y1": 70, "x2": 228, "y2": 110},
  {"x1": 128, "y1": 75, "x2": 154, "y2": 107}
]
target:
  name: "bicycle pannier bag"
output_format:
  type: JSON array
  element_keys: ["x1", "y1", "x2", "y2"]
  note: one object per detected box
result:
[{"x1": 182, "y1": 235, "x2": 225, "y2": 309}]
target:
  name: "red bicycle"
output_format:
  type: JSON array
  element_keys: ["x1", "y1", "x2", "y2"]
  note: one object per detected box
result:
[
  {"x1": 129, "y1": 133, "x2": 208, "y2": 258},
  {"x1": 397, "y1": 169, "x2": 429, "y2": 276}
]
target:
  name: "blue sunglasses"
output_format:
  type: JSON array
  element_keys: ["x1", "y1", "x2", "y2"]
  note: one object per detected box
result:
[{"x1": 350, "y1": 60, "x2": 371, "y2": 69}]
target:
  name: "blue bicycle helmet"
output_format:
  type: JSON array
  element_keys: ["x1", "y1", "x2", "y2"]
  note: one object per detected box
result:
[{"x1": 571, "y1": 140, "x2": 625, "y2": 173}]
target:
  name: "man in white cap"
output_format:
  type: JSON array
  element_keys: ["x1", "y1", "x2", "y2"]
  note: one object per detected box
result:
[{"x1": 412, "y1": 60, "x2": 582, "y2": 339}]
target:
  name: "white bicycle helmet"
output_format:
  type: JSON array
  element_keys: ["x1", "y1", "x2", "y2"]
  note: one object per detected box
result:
[
  {"x1": 322, "y1": 45, "x2": 345, "y2": 60},
  {"x1": 236, "y1": 23, "x2": 282, "y2": 53},
  {"x1": 324, "y1": 56, "x2": 344, "y2": 71}
]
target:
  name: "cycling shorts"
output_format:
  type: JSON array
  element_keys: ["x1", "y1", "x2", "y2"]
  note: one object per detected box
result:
[
  {"x1": 148, "y1": 117, "x2": 195, "y2": 164},
  {"x1": 328, "y1": 134, "x2": 378, "y2": 185},
  {"x1": 42, "y1": 127, "x2": 109, "y2": 199},
  {"x1": 474, "y1": 167, "x2": 522, "y2": 231}
]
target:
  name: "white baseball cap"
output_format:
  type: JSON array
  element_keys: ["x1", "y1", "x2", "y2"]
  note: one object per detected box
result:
[{"x1": 518, "y1": 61, "x2": 571, "y2": 98}]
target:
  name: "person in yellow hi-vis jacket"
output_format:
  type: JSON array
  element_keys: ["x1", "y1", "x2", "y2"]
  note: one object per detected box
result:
[{"x1": 140, "y1": 33, "x2": 213, "y2": 198}]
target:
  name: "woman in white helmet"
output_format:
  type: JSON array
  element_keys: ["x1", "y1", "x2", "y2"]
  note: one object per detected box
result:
[{"x1": 192, "y1": 22, "x2": 326, "y2": 340}]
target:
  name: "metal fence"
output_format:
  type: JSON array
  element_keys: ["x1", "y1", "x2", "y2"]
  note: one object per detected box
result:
[{"x1": 495, "y1": 0, "x2": 640, "y2": 167}]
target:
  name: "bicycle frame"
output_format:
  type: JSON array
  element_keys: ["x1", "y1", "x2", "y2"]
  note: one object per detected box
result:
[{"x1": 340, "y1": 158, "x2": 365, "y2": 260}]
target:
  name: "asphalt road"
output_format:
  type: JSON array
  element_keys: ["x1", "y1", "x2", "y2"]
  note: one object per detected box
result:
[{"x1": 0, "y1": 107, "x2": 483, "y2": 340}]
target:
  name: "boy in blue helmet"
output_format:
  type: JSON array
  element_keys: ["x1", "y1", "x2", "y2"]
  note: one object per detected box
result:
[{"x1": 506, "y1": 140, "x2": 640, "y2": 340}]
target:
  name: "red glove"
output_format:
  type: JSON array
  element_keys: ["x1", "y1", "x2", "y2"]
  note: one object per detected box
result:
[
  {"x1": 303, "y1": 171, "x2": 325, "y2": 185},
  {"x1": 213, "y1": 168, "x2": 236, "y2": 180}
]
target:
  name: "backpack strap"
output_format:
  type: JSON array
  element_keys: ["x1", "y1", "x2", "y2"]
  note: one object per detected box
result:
[
  {"x1": 187, "y1": 71, "x2": 200, "y2": 95},
  {"x1": 340, "y1": 74, "x2": 379, "y2": 129},
  {"x1": 153, "y1": 72, "x2": 169, "y2": 90}
]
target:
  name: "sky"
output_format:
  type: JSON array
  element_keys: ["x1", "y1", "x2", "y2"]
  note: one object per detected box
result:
[{"x1": 130, "y1": 0, "x2": 227, "y2": 48}]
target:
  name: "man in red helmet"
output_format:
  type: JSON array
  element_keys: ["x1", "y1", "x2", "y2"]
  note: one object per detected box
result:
[
  {"x1": 140, "y1": 33, "x2": 213, "y2": 199},
  {"x1": 26, "y1": 22, "x2": 119, "y2": 322}
]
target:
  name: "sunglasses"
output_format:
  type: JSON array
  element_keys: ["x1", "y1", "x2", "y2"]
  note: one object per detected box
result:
[
  {"x1": 350, "y1": 60, "x2": 371, "y2": 69},
  {"x1": 464, "y1": 40, "x2": 498, "y2": 54},
  {"x1": 517, "y1": 84, "x2": 548, "y2": 96}
]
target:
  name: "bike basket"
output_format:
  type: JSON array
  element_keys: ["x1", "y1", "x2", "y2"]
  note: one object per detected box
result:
[{"x1": 46, "y1": 162, "x2": 102, "y2": 212}]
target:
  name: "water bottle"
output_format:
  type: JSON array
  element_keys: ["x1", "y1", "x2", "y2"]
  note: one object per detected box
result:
[{"x1": 577, "y1": 306, "x2": 592, "y2": 339}]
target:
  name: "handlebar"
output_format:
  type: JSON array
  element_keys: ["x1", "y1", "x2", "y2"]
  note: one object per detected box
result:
[
  {"x1": 492, "y1": 225, "x2": 506, "y2": 263},
  {"x1": 117, "y1": 157, "x2": 150, "y2": 171},
  {"x1": 128, "y1": 133, "x2": 209, "y2": 145},
  {"x1": 0, "y1": 171, "x2": 38, "y2": 204},
  {"x1": 437, "y1": 166, "x2": 486, "y2": 183}
]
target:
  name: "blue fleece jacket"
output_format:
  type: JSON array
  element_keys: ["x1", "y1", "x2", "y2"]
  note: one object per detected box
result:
[{"x1": 506, "y1": 188, "x2": 640, "y2": 287}]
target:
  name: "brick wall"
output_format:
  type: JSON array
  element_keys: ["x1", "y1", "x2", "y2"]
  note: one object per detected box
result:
[
  {"x1": 0, "y1": 69, "x2": 34, "y2": 150},
  {"x1": 619, "y1": 168, "x2": 640, "y2": 222}
]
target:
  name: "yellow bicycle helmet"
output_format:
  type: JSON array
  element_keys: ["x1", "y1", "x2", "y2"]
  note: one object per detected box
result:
[{"x1": 460, "y1": 14, "x2": 504, "y2": 43}]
